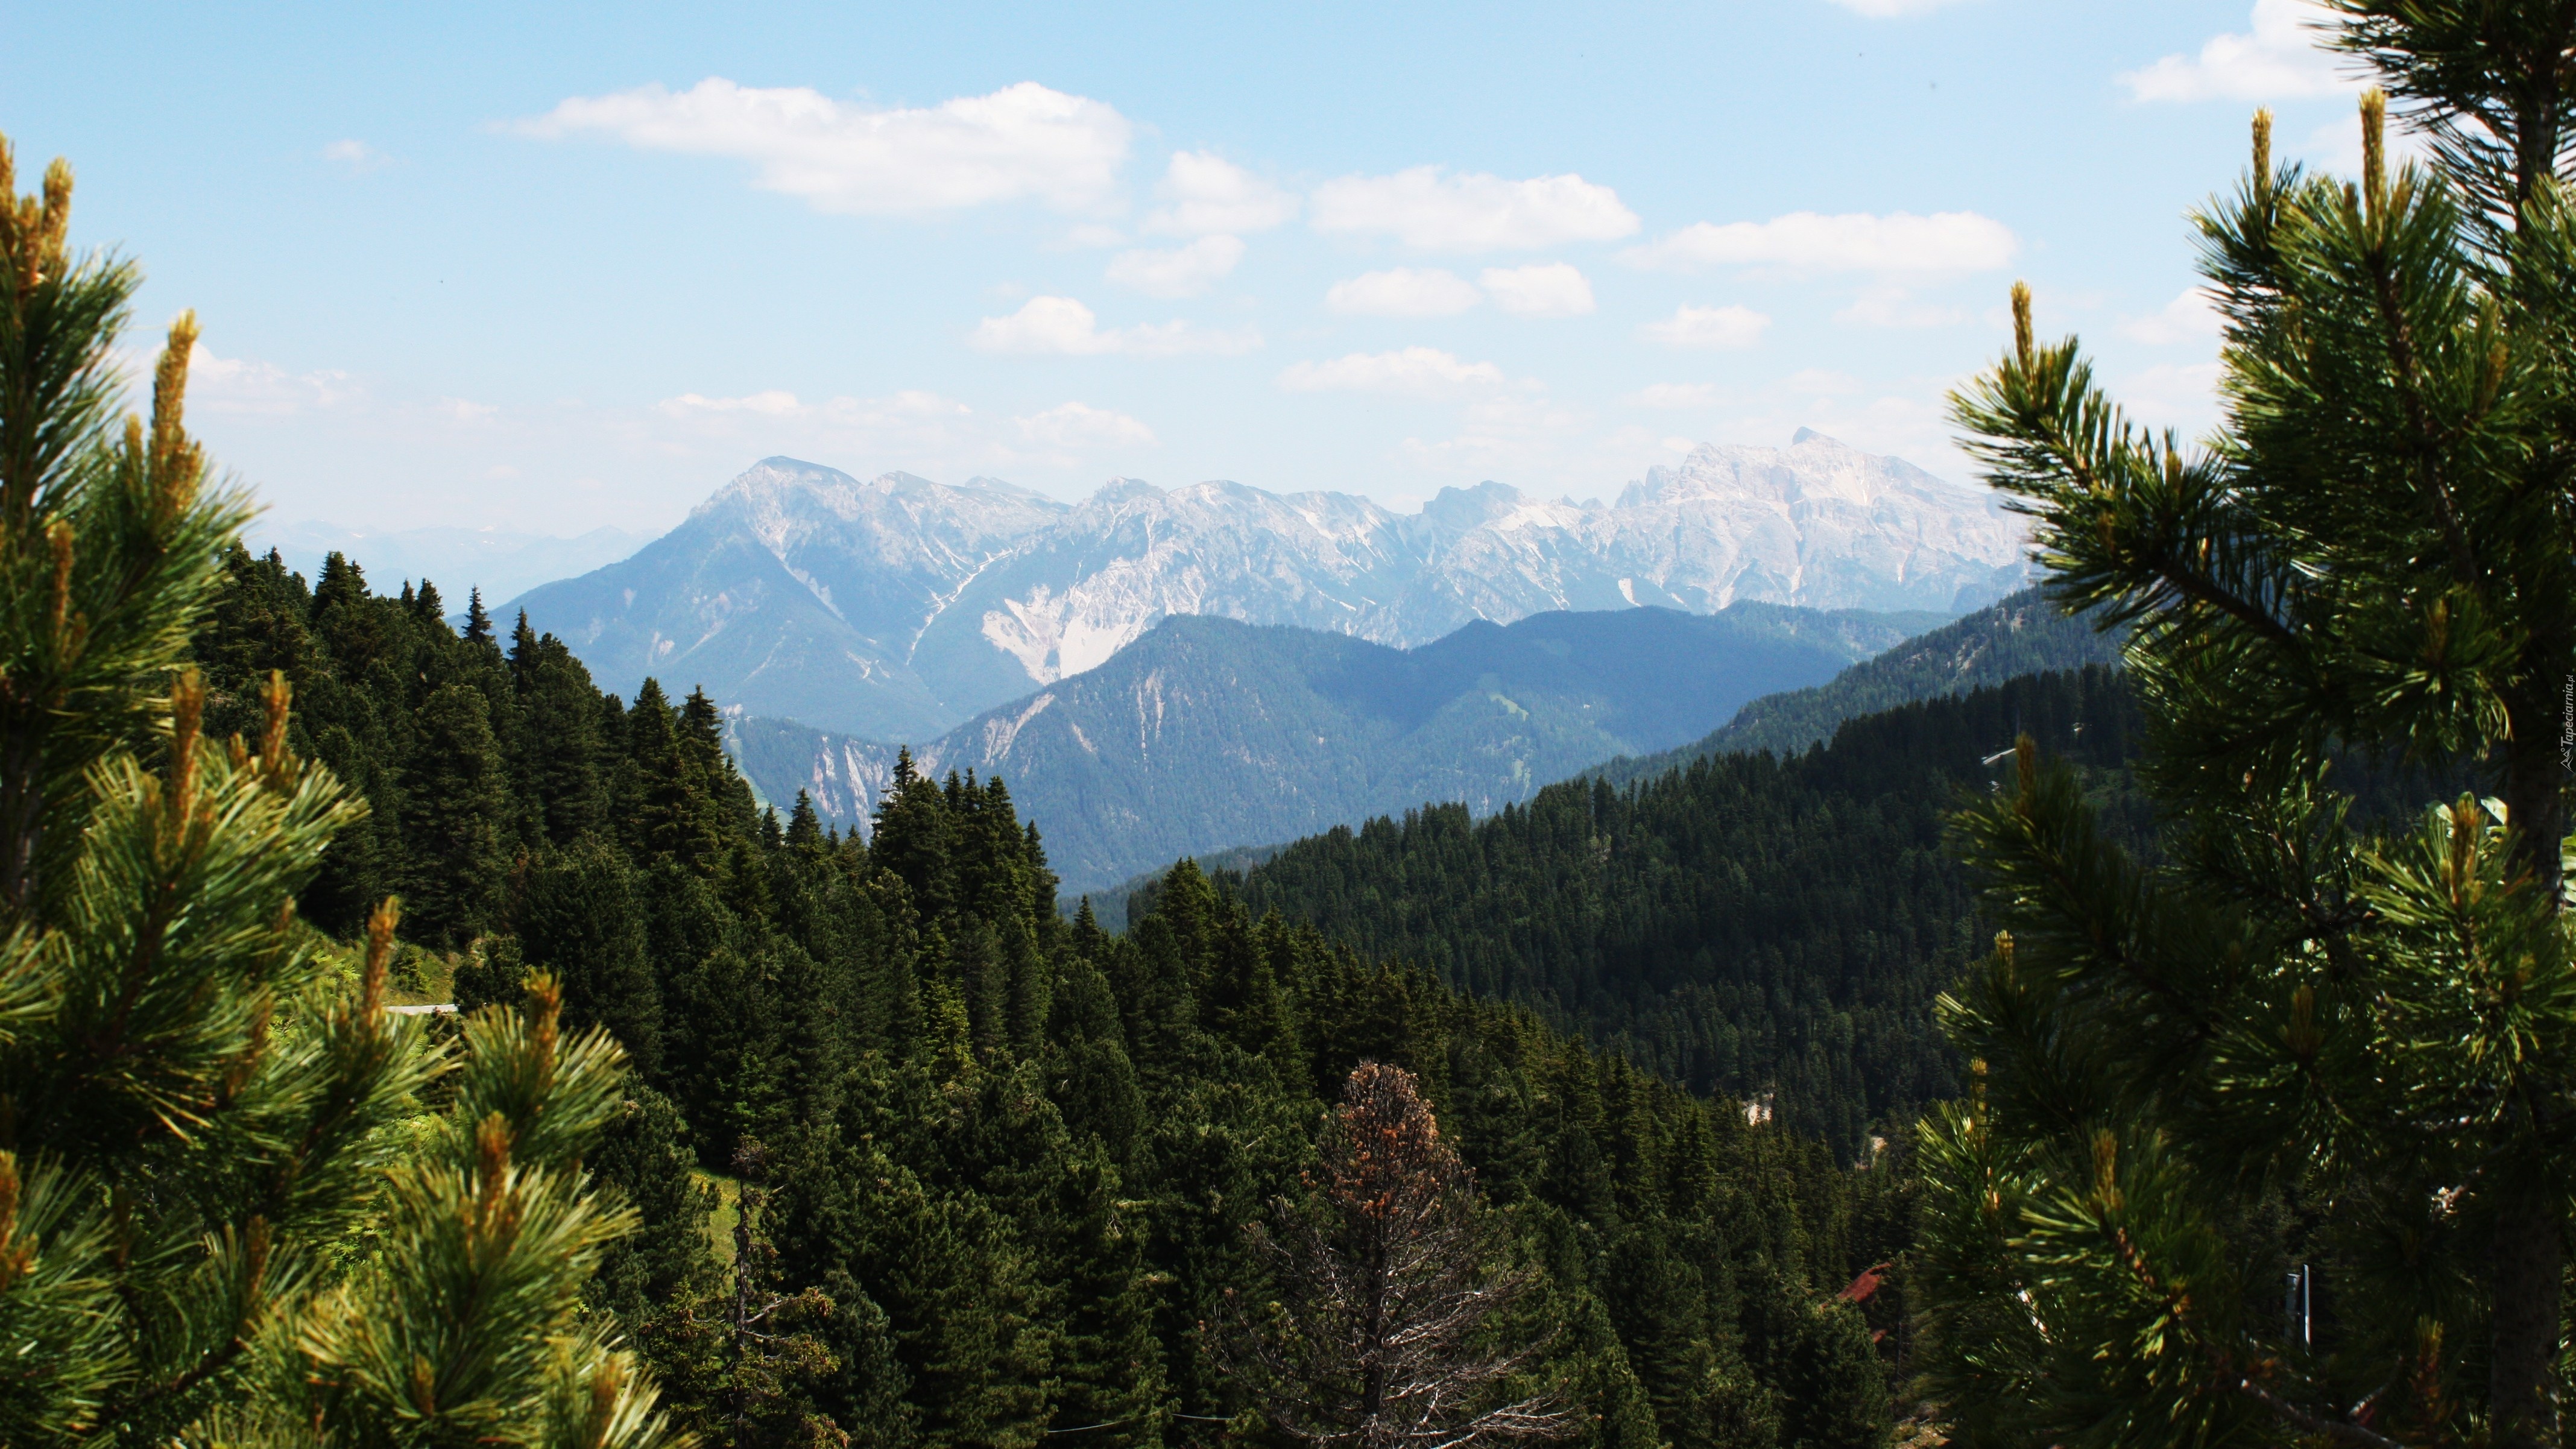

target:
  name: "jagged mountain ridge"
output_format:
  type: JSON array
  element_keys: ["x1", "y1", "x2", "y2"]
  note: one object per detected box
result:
[
  {"x1": 509, "y1": 432, "x2": 2031, "y2": 738},
  {"x1": 726, "y1": 602, "x2": 1933, "y2": 891}
]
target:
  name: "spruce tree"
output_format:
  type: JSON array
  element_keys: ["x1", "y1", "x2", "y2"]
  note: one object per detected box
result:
[
  {"x1": 0, "y1": 135, "x2": 670, "y2": 1445},
  {"x1": 399, "y1": 680, "x2": 513, "y2": 945},
  {"x1": 508, "y1": 614, "x2": 609, "y2": 847},
  {"x1": 516, "y1": 835, "x2": 665, "y2": 1076},
  {"x1": 1919, "y1": 8, "x2": 2576, "y2": 1442}
]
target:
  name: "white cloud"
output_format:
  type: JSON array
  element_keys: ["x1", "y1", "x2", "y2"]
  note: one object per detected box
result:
[
  {"x1": 1017, "y1": 401, "x2": 1157, "y2": 448},
  {"x1": 437, "y1": 397, "x2": 498, "y2": 425},
  {"x1": 2120, "y1": 288, "x2": 2223, "y2": 345},
  {"x1": 322, "y1": 139, "x2": 390, "y2": 174},
  {"x1": 1629, "y1": 382, "x2": 1722, "y2": 408},
  {"x1": 1403, "y1": 391, "x2": 1593, "y2": 463},
  {"x1": 1623, "y1": 210, "x2": 2018, "y2": 274},
  {"x1": 848, "y1": 390, "x2": 973, "y2": 420},
  {"x1": 520, "y1": 78, "x2": 1132, "y2": 215},
  {"x1": 1835, "y1": 285, "x2": 1970, "y2": 328},
  {"x1": 1106, "y1": 235, "x2": 1246, "y2": 298},
  {"x1": 2121, "y1": 0, "x2": 2346, "y2": 103},
  {"x1": 657, "y1": 390, "x2": 804, "y2": 415},
  {"x1": 969, "y1": 295, "x2": 1260, "y2": 357},
  {"x1": 1325, "y1": 268, "x2": 1482, "y2": 318},
  {"x1": 1825, "y1": 0, "x2": 1977, "y2": 13},
  {"x1": 1278, "y1": 347, "x2": 1511, "y2": 397},
  {"x1": 1310, "y1": 166, "x2": 1641, "y2": 251},
  {"x1": 186, "y1": 346, "x2": 360, "y2": 415},
  {"x1": 1144, "y1": 151, "x2": 1299, "y2": 236},
  {"x1": 1480, "y1": 262, "x2": 1596, "y2": 317},
  {"x1": 2296, "y1": 112, "x2": 2432, "y2": 174},
  {"x1": 1640, "y1": 305, "x2": 1770, "y2": 350}
]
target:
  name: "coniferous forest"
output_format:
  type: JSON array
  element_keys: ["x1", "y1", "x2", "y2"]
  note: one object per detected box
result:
[
  {"x1": 15, "y1": 3, "x2": 2576, "y2": 1443},
  {"x1": 184, "y1": 541, "x2": 1911, "y2": 1448},
  {"x1": 1217, "y1": 666, "x2": 2144, "y2": 1155}
]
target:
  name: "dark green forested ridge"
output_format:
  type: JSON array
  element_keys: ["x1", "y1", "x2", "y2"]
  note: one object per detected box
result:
[
  {"x1": 188, "y1": 540, "x2": 1912, "y2": 1448},
  {"x1": 1210, "y1": 666, "x2": 2147, "y2": 1155},
  {"x1": 1592, "y1": 586, "x2": 2120, "y2": 789}
]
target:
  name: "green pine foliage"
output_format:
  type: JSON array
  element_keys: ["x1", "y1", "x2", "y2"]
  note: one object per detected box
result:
[
  {"x1": 1916, "y1": 15, "x2": 2576, "y2": 1442},
  {"x1": 189, "y1": 525, "x2": 1915, "y2": 1442},
  {"x1": 1211, "y1": 666, "x2": 2145, "y2": 1156},
  {"x1": 0, "y1": 137, "x2": 668, "y2": 1447}
]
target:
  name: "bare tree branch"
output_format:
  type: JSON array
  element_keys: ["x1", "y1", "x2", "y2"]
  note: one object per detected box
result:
[{"x1": 1224, "y1": 1063, "x2": 1579, "y2": 1449}]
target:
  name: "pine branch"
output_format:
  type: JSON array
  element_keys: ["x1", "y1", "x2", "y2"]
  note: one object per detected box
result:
[{"x1": 2230, "y1": 1374, "x2": 2405, "y2": 1449}]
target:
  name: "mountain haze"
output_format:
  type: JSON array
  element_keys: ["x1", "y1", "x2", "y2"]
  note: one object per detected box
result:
[
  {"x1": 1593, "y1": 586, "x2": 2124, "y2": 787},
  {"x1": 253, "y1": 521, "x2": 648, "y2": 607},
  {"x1": 728, "y1": 602, "x2": 1927, "y2": 889},
  {"x1": 510, "y1": 434, "x2": 2031, "y2": 737}
]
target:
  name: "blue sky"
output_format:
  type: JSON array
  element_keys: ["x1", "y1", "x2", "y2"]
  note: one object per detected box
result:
[{"x1": 8, "y1": 0, "x2": 2378, "y2": 535}]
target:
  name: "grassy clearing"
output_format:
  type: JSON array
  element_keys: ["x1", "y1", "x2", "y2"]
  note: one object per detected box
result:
[{"x1": 698, "y1": 1172, "x2": 741, "y2": 1268}]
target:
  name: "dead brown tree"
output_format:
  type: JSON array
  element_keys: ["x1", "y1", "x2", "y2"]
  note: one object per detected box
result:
[{"x1": 1226, "y1": 1062, "x2": 1577, "y2": 1449}]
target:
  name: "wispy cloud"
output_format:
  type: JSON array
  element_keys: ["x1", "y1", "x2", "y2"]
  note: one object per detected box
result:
[
  {"x1": 1325, "y1": 268, "x2": 1482, "y2": 318},
  {"x1": 2119, "y1": 288, "x2": 2223, "y2": 345},
  {"x1": 1144, "y1": 151, "x2": 1298, "y2": 236},
  {"x1": 321, "y1": 139, "x2": 391, "y2": 174},
  {"x1": 2119, "y1": 361, "x2": 2226, "y2": 427},
  {"x1": 1310, "y1": 166, "x2": 1640, "y2": 251},
  {"x1": 1623, "y1": 210, "x2": 2017, "y2": 274},
  {"x1": 657, "y1": 390, "x2": 805, "y2": 416},
  {"x1": 519, "y1": 78, "x2": 1132, "y2": 215},
  {"x1": 1639, "y1": 305, "x2": 1770, "y2": 350},
  {"x1": 1105, "y1": 235, "x2": 1246, "y2": 298},
  {"x1": 187, "y1": 345, "x2": 361, "y2": 415},
  {"x1": 1016, "y1": 400, "x2": 1157, "y2": 449},
  {"x1": 1834, "y1": 285, "x2": 1970, "y2": 328},
  {"x1": 969, "y1": 296, "x2": 1260, "y2": 356},
  {"x1": 1479, "y1": 263, "x2": 1596, "y2": 317},
  {"x1": 1321, "y1": 262, "x2": 1596, "y2": 318},
  {"x1": 2120, "y1": 0, "x2": 2346, "y2": 103}
]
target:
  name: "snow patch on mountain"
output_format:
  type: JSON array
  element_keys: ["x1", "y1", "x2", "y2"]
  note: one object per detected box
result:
[{"x1": 513, "y1": 435, "x2": 2030, "y2": 739}]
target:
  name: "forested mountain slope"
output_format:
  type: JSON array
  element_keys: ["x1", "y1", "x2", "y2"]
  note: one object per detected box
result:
[
  {"x1": 191, "y1": 543, "x2": 1908, "y2": 1448},
  {"x1": 1209, "y1": 666, "x2": 2145, "y2": 1154},
  {"x1": 733, "y1": 602, "x2": 1929, "y2": 891},
  {"x1": 1594, "y1": 586, "x2": 2119, "y2": 787}
]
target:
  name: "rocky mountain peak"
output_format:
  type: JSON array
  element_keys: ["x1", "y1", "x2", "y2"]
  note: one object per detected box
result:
[
  {"x1": 1088, "y1": 478, "x2": 1166, "y2": 507},
  {"x1": 511, "y1": 435, "x2": 2033, "y2": 740},
  {"x1": 1620, "y1": 434, "x2": 1980, "y2": 511},
  {"x1": 1418, "y1": 480, "x2": 1529, "y2": 534}
]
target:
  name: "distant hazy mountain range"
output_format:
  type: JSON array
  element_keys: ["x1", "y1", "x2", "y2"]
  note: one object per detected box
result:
[
  {"x1": 251, "y1": 522, "x2": 648, "y2": 607},
  {"x1": 726, "y1": 602, "x2": 1932, "y2": 892},
  {"x1": 508, "y1": 432, "x2": 2031, "y2": 739}
]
